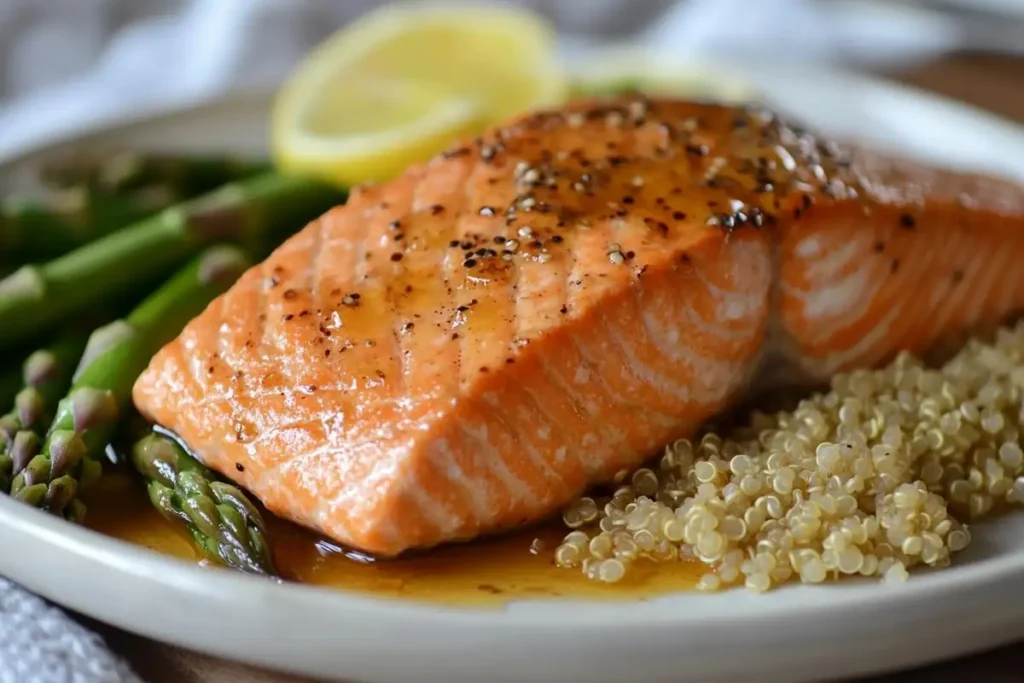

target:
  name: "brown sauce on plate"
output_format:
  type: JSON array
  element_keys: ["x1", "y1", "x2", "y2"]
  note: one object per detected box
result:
[{"x1": 83, "y1": 469, "x2": 701, "y2": 606}]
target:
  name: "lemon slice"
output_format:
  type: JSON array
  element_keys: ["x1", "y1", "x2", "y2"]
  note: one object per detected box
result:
[{"x1": 271, "y1": 3, "x2": 568, "y2": 188}]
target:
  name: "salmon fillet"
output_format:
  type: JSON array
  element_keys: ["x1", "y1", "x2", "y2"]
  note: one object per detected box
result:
[{"x1": 132, "y1": 98, "x2": 1024, "y2": 556}]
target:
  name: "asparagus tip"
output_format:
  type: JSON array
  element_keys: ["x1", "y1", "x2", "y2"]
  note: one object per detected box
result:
[
  {"x1": 70, "y1": 387, "x2": 119, "y2": 432},
  {"x1": 14, "y1": 387, "x2": 44, "y2": 427},
  {"x1": 47, "y1": 430, "x2": 88, "y2": 479},
  {"x1": 23, "y1": 349, "x2": 60, "y2": 387},
  {"x1": 73, "y1": 321, "x2": 135, "y2": 384},
  {"x1": 197, "y1": 244, "x2": 250, "y2": 288},
  {"x1": 10, "y1": 431, "x2": 40, "y2": 475},
  {"x1": 0, "y1": 415, "x2": 19, "y2": 444},
  {"x1": 182, "y1": 184, "x2": 248, "y2": 242},
  {"x1": 132, "y1": 433, "x2": 180, "y2": 484},
  {"x1": 0, "y1": 266, "x2": 45, "y2": 298},
  {"x1": 12, "y1": 482, "x2": 47, "y2": 507},
  {"x1": 209, "y1": 481, "x2": 265, "y2": 533},
  {"x1": 46, "y1": 475, "x2": 79, "y2": 514}
]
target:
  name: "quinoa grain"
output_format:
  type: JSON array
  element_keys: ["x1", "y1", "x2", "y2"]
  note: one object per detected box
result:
[{"x1": 556, "y1": 323, "x2": 1024, "y2": 590}]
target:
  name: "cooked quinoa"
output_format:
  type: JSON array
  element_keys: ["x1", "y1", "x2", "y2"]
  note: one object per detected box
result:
[{"x1": 555, "y1": 323, "x2": 1024, "y2": 592}]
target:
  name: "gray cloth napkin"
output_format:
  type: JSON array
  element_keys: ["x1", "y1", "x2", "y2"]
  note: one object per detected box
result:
[{"x1": 0, "y1": 579, "x2": 140, "y2": 683}]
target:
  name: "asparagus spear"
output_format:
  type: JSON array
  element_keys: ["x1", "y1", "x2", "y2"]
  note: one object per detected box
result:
[
  {"x1": 131, "y1": 429, "x2": 276, "y2": 576},
  {"x1": 8, "y1": 244, "x2": 252, "y2": 521},
  {"x1": 0, "y1": 172, "x2": 344, "y2": 350},
  {"x1": 3, "y1": 155, "x2": 272, "y2": 263},
  {"x1": 0, "y1": 188, "x2": 162, "y2": 262},
  {"x1": 0, "y1": 334, "x2": 89, "y2": 493},
  {"x1": 39, "y1": 152, "x2": 270, "y2": 196}
]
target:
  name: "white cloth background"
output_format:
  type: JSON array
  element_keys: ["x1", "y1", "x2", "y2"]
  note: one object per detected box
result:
[
  {"x1": 0, "y1": 1, "x2": 1019, "y2": 681},
  {"x1": 0, "y1": 0, "x2": 1014, "y2": 157}
]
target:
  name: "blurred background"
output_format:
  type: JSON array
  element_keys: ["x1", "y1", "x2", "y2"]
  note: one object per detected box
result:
[{"x1": 0, "y1": 0, "x2": 1022, "y2": 152}]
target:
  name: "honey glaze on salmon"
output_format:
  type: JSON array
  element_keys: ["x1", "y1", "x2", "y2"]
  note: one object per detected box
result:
[
  {"x1": 132, "y1": 97, "x2": 1024, "y2": 558},
  {"x1": 84, "y1": 470, "x2": 703, "y2": 605}
]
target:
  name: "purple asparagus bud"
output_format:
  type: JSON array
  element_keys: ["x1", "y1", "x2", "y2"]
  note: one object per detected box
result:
[
  {"x1": 182, "y1": 186, "x2": 248, "y2": 242},
  {"x1": 197, "y1": 244, "x2": 250, "y2": 288},
  {"x1": 14, "y1": 388, "x2": 44, "y2": 427},
  {"x1": 72, "y1": 321, "x2": 134, "y2": 383},
  {"x1": 70, "y1": 387, "x2": 119, "y2": 432},
  {"x1": 46, "y1": 476, "x2": 79, "y2": 514},
  {"x1": 47, "y1": 430, "x2": 87, "y2": 479},
  {"x1": 0, "y1": 415, "x2": 19, "y2": 445},
  {"x1": 22, "y1": 349, "x2": 60, "y2": 387},
  {"x1": 10, "y1": 431, "x2": 40, "y2": 475}
]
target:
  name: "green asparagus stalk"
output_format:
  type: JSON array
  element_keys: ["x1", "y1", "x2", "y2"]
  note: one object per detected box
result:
[
  {"x1": 39, "y1": 152, "x2": 270, "y2": 196},
  {"x1": 132, "y1": 429, "x2": 276, "y2": 576},
  {"x1": 8, "y1": 244, "x2": 252, "y2": 521},
  {"x1": 3, "y1": 155, "x2": 272, "y2": 264},
  {"x1": 0, "y1": 334, "x2": 89, "y2": 493},
  {"x1": 1, "y1": 189, "x2": 159, "y2": 262},
  {"x1": 0, "y1": 172, "x2": 344, "y2": 350}
]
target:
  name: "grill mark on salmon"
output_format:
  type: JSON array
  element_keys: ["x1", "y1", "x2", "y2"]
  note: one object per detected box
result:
[{"x1": 133, "y1": 98, "x2": 1024, "y2": 556}]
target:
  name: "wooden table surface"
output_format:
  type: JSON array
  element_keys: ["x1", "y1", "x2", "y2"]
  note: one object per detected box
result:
[{"x1": 90, "y1": 52, "x2": 1024, "y2": 683}]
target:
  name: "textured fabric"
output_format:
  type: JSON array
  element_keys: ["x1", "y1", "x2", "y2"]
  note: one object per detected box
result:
[{"x1": 0, "y1": 579, "x2": 140, "y2": 683}]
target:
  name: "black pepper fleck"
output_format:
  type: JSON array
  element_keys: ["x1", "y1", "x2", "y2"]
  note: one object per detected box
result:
[{"x1": 900, "y1": 214, "x2": 916, "y2": 229}]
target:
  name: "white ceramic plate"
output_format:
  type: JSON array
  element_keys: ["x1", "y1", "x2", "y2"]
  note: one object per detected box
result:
[{"x1": 2, "y1": 60, "x2": 1024, "y2": 683}]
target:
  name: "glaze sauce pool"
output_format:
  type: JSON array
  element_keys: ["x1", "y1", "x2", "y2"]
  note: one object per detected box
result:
[{"x1": 84, "y1": 469, "x2": 702, "y2": 606}]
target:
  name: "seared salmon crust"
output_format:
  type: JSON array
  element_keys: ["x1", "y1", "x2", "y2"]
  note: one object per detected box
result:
[{"x1": 134, "y1": 98, "x2": 1024, "y2": 556}]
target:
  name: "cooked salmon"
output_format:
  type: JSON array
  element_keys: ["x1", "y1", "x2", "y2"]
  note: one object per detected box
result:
[{"x1": 132, "y1": 98, "x2": 1024, "y2": 557}]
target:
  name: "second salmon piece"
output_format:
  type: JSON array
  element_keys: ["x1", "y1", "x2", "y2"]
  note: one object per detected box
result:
[{"x1": 132, "y1": 98, "x2": 1024, "y2": 556}]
